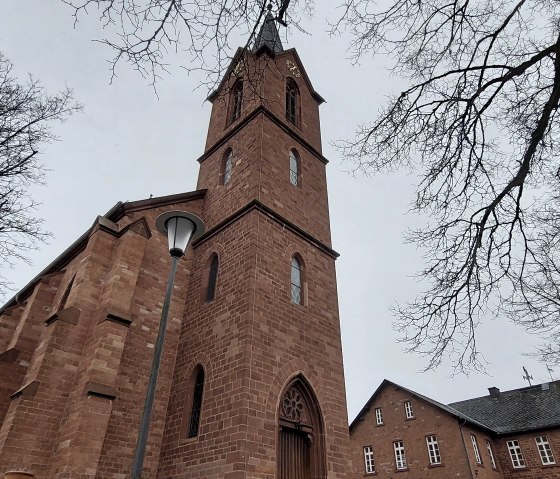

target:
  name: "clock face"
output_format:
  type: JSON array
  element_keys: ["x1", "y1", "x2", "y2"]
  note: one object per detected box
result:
[{"x1": 286, "y1": 59, "x2": 301, "y2": 78}]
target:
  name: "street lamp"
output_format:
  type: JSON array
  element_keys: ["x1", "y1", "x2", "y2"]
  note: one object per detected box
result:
[{"x1": 131, "y1": 211, "x2": 205, "y2": 479}]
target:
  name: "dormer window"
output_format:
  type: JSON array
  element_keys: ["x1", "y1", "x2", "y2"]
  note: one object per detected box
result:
[
  {"x1": 286, "y1": 78, "x2": 299, "y2": 125},
  {"x1": 230, "y1": 80, "x2": 243, "y2": 122}
]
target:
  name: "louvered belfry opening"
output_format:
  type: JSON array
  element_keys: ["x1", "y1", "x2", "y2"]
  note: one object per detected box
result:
[{"x1": 278, "y1": 377, "x2": 326, "y2": 479}]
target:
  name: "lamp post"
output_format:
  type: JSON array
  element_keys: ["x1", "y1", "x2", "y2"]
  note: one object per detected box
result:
[{"x1": 131, "y1": 211, "x2": 205, "y2": 479}]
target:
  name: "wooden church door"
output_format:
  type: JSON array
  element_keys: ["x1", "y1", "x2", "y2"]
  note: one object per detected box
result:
[{"x1": 278, "y1": 378, "x2": 325, "y2": 479}]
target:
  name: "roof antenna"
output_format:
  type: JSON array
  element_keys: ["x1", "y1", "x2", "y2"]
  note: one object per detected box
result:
[{"x1": 522, "y1": 366, "x2": 533, "y2": 386}]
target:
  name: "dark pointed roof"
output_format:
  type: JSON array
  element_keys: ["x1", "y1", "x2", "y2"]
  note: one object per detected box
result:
[
  {"x1": 253, "y1": 12, "x2": 284, "y2": 54},
  {"x1": 449, "y1": 381, "x2": 560, "y2": 434}
]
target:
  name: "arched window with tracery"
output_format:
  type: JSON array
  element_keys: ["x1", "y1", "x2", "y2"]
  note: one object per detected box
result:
[
  {"x1": 291, "y1": 255, "x2": 303, "y2": 305},
  {"x1": 278, "y1": 376, "x2": 325, "y2": 479},
  {"x1": 286, "y1": 79, "x2": 299, "y2": 125},
  {"x1": 230, "y1": 79, "x2": 243, "y2": 122},
  {"x1": 206, "y1": 254, "x2": 219, "y2": 302},
  {"x1": 289, "y1": 149, "x2": 300, "y2": 186},
  {"x1": 187, "y1": 366, "x2": 205, "y2": 438},
  {"x1": 222, "y1": 149, "x2": 233, "y2": 185}
]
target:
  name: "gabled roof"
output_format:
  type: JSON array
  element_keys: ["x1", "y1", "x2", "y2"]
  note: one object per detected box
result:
[
  {"x1": 0, "y1": 190, "x2": 206, "y2": 314},
  {"x1": 449, "y1": 381, "x2": 560, "y2": 434},
  {"x1": 349, "y1": 379, "x2": 492, "y2": 433},
  {"x1": 253, "y1": 12, "x2": 284, "y2": 54}
]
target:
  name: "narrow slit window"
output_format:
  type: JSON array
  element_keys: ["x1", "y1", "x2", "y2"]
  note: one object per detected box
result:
[
  {"x1": 230, "y1": 80, "x2": 243, "y2": 122},
  {"x1": 223, "y1": 149, "x2": 233, "y2": 185},
  {"x1": 290, "y1": 256, "x2": 302, "y2": 305},
  {"x1": 289, "y1": 149, "x2": 299, "y2": 186},
  {"x1": 206, "y1": 255, "x2": 219, "y2": 302},
  {"x1": 188, "y1": 367, "x2": 205, "y2": 438},
  {"x1": 286, "y1": 79, "x2": 299, "y2": 125}
]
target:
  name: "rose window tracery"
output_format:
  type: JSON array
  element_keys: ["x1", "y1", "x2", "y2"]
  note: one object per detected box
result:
[{"x1": 282, "y1": 387, "x2": 305, "y2": 422}]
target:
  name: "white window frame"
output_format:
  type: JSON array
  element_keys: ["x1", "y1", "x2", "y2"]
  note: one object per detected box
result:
[
  {"x1": 535, "y1": 436, "x2": 555, "y2": 465},
  {"x1": 507, "y1": 440, "x2": 526, "y2": 468},
  {"x1": 404, "y1": 400, "x2": 414, "y2": 419},
  {"x1": 394, "y1": 440, "x2": 407, "y2": 470},
  {"x1": 426, "y1": 435, "x2": 441, "y2": 465},
  {"x1": 471, "y1": 435, "x2": 482, "y2": 465},
  {"x1": 486, "y1": 440, "x2": 497, "y2": 469},
  {"x1": 363, "y1": 445, "x2": 375, "y2": 474},
  {"x1": 375, "y1": 407, "x2": 383, "y2": 425}
]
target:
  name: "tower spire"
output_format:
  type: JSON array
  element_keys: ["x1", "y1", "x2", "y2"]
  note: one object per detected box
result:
[{"x1": 253, "y1": 6, "x2": 284, "y2": 54}]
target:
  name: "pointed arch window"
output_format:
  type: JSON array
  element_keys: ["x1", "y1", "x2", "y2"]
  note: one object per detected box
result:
[
  {"x1": 286, "y1": 79, "x2": 299, "y2": 125},
  {"x1": 187, "y1": 366, "x2": 205, "y2": 438},
  {"x1": 223, "y1": 149, "x2": 233, "y2": 185},
  {"x1": 289, "y1": 149, "x2": 300, "y2": 186},
  {"x1": 206, "y1": 254, "x2": 219, "y2": 302},
  {"x1": 230, "y1": 79, "x2": 243, "y2": 122},
  {"x1": 291, "y1": 255, "x2": 303, "y2": 305}
]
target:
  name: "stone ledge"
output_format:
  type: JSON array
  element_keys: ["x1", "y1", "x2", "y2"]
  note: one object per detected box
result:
[
  {"x1": 97, "y1": 308, "x2": 132, "y2": 327},
  {"x1": 10, "y1": 380, "x2": 39, "y2": 400},
  {"x1": 85, "y1": 381, "x2": 117, "y2": 400},
  {"x1": 45, "y1": 306, "x2": 81, "y2": 326},
  {"x1": 0, "y1": 348, "x2": 19, "y2": 363}
]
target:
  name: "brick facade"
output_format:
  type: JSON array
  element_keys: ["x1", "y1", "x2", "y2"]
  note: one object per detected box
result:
[
  {"x1": 349, "y1": 380, "x2": 560, "y2": 479},
  {"x1": 0, "y1": 29, "x2": 350, "y2": 479}
]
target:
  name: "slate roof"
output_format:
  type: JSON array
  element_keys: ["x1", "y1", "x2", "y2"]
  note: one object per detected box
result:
[
  {"x1": 449, "y1": 380, "x2": 560, "y2": 434},
  {"x1": 253, "y1": 12, "x2": 284, "y2": 54}
]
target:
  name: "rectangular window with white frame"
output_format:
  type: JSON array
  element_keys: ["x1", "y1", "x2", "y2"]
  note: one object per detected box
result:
[
  {"x1": 507, "y1": 440, "x2": 526, "y2": 468},
  {"x1": 404, "y1": 400, "x2": 414, "y2": 419},
  {"x1": 486, "y1": 440, "x2": 497, "y2": 469},
  {"x1": 471, "y1": 435, "x2": 482, "y2": 465},
  {"x1": 535, "y1": 436, "x2": 555, "y2": 465},
  {"x1": 363, "y1": 445, "x2": 375, "y2": 474},
  {"x1": 394, "y1": 440, "x2": 407, "y2": 470},
  {"x1": 375, "y1": 407, "x2": 383, "y2": 425},
  {"x1": 426, "y1": 435, "x2": 441, "y2": 465}
]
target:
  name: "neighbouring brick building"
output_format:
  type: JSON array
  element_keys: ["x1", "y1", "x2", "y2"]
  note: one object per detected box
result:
[
  {"x1": 0, "y1": 15, "x2": 350, "y2": 479},
  {"x1": 349, "y1": 379, "x2": 560, "y2": 479}
]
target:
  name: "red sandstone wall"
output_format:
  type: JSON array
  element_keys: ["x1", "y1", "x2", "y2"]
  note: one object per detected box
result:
[{"x1": 348, "y1": 385, "x2": 502, "y2": 479}]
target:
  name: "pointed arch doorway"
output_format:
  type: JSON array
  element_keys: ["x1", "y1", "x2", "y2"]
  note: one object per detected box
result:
[{"x1": 278, "y1": 376, "x2": 326, "y2": 479}]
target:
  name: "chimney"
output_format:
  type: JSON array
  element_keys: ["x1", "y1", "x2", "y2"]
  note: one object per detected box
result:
[{"x1": 488, "y1": 387, "x2": 500, "y2": 398}]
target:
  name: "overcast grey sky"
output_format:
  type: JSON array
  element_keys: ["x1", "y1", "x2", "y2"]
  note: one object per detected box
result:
[{"x1": 0, "y1": 1, "x2": 552, "y2": 421}]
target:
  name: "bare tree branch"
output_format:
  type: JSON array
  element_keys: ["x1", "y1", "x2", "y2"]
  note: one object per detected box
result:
[{"x1": 0, "y1": 53, "x2": 82, "y2": 297}]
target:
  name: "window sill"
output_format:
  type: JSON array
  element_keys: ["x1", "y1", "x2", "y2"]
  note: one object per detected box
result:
[
  {"x1": 405, "y1": 417, "x2": 416, "y2": 421},
  {"x1": 428, "y1": 463, "x2": 444, "y2": 468},
  {"x1": 395, "y1": 468, "x2": 409, "y2": 473},
  {"x1": 180, "y1": 436, "x2": 199, "y2": 444},
  {"x1": 375, "y1": 423, "x2": 384, "y2": 427}
]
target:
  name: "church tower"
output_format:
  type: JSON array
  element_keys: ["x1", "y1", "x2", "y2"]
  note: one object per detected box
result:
[
  {"x1": 0, "y1": 13, "x2": 349, "y2": 479},
  {"x1": 156, "y1": 15, "x2": 350, "y2": 479}
]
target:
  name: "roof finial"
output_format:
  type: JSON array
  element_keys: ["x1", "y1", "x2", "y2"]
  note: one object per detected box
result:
[{"x1": 253, "y1": 5, "x2": 284, "y2": 54}]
